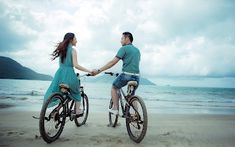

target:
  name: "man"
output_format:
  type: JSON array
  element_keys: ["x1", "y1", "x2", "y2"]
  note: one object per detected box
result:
[{"x1": 93, "y1": 32, "x2": 141, "y2": 115}]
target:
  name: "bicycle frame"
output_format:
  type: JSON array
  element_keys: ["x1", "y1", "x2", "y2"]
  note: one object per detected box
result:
[
  {"x1": 63, "y1": 87, "x2": 87, "y2": 118},
  {"x1": 118, "y1": 88, "x2": 130, "y2": 117},
  {"x1": 52, "y1": 74, "x2": 88, "y2": 121},
  {"x1": 118, "y1": 88, "x2": 140, "y2": 120}
]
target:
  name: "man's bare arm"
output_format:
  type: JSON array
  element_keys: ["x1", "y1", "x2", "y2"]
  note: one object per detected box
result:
[{"x1": 98, "y1": 57, "x2": 120, "y2": 73}]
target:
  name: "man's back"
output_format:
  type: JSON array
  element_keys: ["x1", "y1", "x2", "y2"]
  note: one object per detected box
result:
[{"x1": 116, "y1": 44, "x2": 140, "y2": 74}]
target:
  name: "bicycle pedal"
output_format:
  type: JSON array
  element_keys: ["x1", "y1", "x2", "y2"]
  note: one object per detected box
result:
[
  {"x1": 70, "y1": 116, "x2": 74, "y2": 121},
  {"x1": 117, "y1": 114, "x2": 125, "y2": 118},
  {"x1": 70, "y1": 113, "x2": 84, "y2": 121},
  {"x1": 32, "y1": 115, "x2": 39, "y2": 119},
  {"x1": 111, "y1": 113, "x2": 120, "y2": 117}
]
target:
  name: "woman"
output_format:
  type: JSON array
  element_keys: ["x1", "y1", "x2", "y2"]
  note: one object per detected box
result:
[{"x1": 44, "y1": 32, "x2": 91, "y2": 116}]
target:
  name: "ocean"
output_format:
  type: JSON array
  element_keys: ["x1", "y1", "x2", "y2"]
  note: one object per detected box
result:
[{"x1": 0, "y1": 79, "x2": 235, "y2": 114}]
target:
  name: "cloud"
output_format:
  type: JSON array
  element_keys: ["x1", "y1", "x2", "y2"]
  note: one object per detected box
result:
[
  {"x1": 0, "y1": 0, "x2": 235, "y2": 78},
  {"x1": 141, "y1": 36, "x2": 235, "y2": 77},
  {"x1": 0, "y1": 1, "x2": 39, "y2": 52}
]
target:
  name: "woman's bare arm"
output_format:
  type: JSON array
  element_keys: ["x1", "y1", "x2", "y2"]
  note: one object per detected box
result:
[{"x1": 72, "y1": 49, "x2": 91, "y2": 73}]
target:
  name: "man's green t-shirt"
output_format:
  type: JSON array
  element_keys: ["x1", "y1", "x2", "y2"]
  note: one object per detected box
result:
[{"x1": 116, "y1": 44, "x2": 140, "y2": 74}]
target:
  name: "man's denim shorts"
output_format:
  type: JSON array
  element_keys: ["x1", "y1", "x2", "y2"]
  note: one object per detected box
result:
[{"x1": 112, "y1": 73, "x2": 139, "y2": 89}]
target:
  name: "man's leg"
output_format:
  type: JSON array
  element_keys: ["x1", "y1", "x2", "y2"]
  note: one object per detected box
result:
[
  {"x1": 111, "y1": 86, "x2": 119, "y2": 110},
  {"x1": 110, "y1": 73, "x2": 126, "y2": 114}
]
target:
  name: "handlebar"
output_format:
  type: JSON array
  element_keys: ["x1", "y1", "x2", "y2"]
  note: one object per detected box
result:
[
  {"x1": 104, "y1": 72, "x2": 119, "y2": 77},
  {"x1": 76, "y1": 72, "x2": 119, "y2": 77},
  {"x1": 77, "y1": 73, "x2": 92, "y2": 77}
]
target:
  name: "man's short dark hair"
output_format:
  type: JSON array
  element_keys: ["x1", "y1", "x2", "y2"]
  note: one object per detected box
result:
[{"x1": 123, "y1": 32, "x2": 133, "y2": 42}]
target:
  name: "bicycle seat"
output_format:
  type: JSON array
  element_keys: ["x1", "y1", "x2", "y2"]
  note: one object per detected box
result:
[
  {"x1": 59, "y1": 84, "x2": 70, "y2": 93},
  {"x1": 127, "y1": 81, "x2": 138, "y2": 96},
  {"x1": 127, "y1": 81, "x2": 138, "y2": 87}
]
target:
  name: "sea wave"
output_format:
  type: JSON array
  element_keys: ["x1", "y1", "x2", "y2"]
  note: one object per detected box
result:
[
  {"x1": 143, "y1": 98, "x2": 235, "y2": 103},
  {"x1": 0, "y1": 96, "x2": 28, "y2": 100},
  {"x1": 0, "y1": 90, "x2": 44, "y2": 96}
]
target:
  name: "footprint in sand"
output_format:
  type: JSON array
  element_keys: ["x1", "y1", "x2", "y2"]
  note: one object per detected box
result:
[
  {"x1": 162, "y1": 132, "x2": 171, "y2": 136},
  {"x1": 6, "y1": 131, "x2": 25, "y2": 137},
  {"x1": 19, "y1": 132, "x2": 24, "y2": 135},
  {"x1": 160, "y1": 131, "x2": 177, "y2": 136},
  {"x1": 7, "y1": 131, "x2": 17, "y2": 136},
  {"x1": 90, "y1": 137, "x2": 102, "y2": 144},
  {"x1": 35, "y1": 134, "x2": 42, "y2": 139},
  {"x1": 59, "y1": 138, "x2": 70, "y2": 142},
  {"x1": 107, "y1": 122, "x2": 121, "y2": 127},
  {"x1": 158, "y1": 131, "x2": 193, "y2": 146}
]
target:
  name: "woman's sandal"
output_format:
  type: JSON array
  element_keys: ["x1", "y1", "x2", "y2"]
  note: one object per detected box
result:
[{"x1": 72, "y1": 109, "x2": 84, "y2": 118}]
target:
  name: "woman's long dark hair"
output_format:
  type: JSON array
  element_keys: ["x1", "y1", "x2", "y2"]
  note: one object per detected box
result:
[{"x1": 51, "y1": 33, "x2": 75, "y2": 63}]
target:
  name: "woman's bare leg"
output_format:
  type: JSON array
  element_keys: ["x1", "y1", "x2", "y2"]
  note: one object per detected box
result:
[{"x1": 75, "y1": 101, "x2": 81, "y2": 114}]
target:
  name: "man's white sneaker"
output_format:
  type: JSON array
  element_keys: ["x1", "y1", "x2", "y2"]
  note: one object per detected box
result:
[{"x1": 108, "y1": 108, "x2": 119, "y2": 115}]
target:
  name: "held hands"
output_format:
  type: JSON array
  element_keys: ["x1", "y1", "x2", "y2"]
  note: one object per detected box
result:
[{"x1": 90, "y1": 69, "x2": 101, "y2": 76}]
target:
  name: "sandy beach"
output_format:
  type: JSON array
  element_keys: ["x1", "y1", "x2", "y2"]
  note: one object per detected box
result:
[{"x1": 0, "y1": 110, "x2": 234, "y2": 147}]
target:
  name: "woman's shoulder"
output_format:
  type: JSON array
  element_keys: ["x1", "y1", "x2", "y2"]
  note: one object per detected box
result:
[
  {"x1": 71, "y1": 46, "x2": 78, "y2": 55},
  {"x1": 72, "y1": 46, "x2": 77, "y2": 50},
  {"x1": 71, "y1": 46, "x2": 78, "y2": 52}
]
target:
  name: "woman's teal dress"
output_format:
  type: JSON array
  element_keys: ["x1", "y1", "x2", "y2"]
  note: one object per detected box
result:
[{"x1": 44, "y1": 44, "x2": 81, "y2": 105}]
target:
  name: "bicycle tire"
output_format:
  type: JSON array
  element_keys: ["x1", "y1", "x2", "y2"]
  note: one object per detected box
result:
[
  {"x1": 125, "y1": 96, "x2": 148, "y2": 143},
  {"x1": 108, "y1": 99, "x2": 118, "y2": 127},
  {"x1": 39, "y1": 93, "x2": 66, "y2": 143},
  {"x1": 74, "y1": 94, "x2": 89, "y2": 126}
]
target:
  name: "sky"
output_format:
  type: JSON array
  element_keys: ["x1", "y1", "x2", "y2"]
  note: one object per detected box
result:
[{"x1": 0, "y1": 0, "x2": 235, "y2": 86}]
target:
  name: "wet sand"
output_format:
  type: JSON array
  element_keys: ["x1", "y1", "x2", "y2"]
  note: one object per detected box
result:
[{"x1": 0, "y1": 110, "x2": 235, "y2": 147}]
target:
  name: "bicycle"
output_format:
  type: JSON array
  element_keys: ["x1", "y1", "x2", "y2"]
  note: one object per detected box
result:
[
  {"x1": 39, "y1": 73, "x2": 90, "y2": 143},
  {"x1": 105, "y1": 72, "x2": 148, "y2": 143}
]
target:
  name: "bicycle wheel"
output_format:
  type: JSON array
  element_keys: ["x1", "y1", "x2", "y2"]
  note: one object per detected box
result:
[
  {"x1": 39, "y1": 93, "x2": 66, "y2": 143},
  {"x1": 108, "y1": 99, "x2": 118, "y2": 127},
  {"x1": 74, "y1": 94, "x2": 89, "y2": 127},
  {"x1": 125, "y1": 96, "x2": 148, "y2": 143}
]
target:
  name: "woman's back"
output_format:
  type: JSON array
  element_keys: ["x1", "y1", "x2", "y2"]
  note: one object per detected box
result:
[{"x1": 59, "y1": 45, "x2": 73, "y2": 67}]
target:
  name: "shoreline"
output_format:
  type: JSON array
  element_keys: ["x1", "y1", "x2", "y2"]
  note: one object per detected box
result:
[
  {"x1": 1, "y1": 104, "x2": 235, "y2": 115},
  {"x1": 0, "y1": 111, "x2": 235, "y2": 147}
]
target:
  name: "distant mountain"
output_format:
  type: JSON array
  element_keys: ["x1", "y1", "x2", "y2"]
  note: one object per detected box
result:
[
  {"x1": 0, "y1": 56, "x2": 52, "y2": 81},
  {"x1": 86, "y1": 74, "x2": 156, "y2": 85}
]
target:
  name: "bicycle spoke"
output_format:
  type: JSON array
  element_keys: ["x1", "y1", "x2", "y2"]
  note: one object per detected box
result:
[
  {"x1": 126, "y1": 96, "x2": 147, "y2": 143},
  {"x1": 39, "y1": 93, "x2": 66, "y2": 143}
]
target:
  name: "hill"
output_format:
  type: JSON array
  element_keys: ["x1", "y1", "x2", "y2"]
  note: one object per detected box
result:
[
  {"x1": 86, "y1": 74, "x2": 156, "y2": 85},
  {"x1": 0, "y1": 56, "x2": 52, "y2": 81}
]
